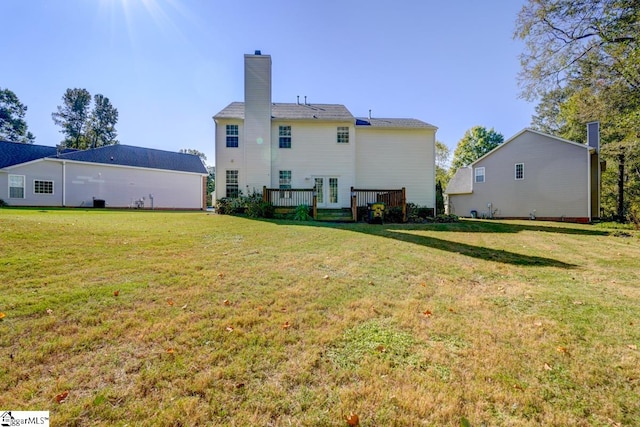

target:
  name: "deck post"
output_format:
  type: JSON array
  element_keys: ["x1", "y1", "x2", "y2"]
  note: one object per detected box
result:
[
  {"x1": 312, "y1": 192, "x2": 317, "y2": 219},
  {"x1": 262, "y1": 186, "x2": 267, "y2": 203},
  {"x1": 351, "y1": 186, "x2": 357, "y2": 222},
  {"x1": 402, "y1": 187, "x2": 407, "y2": 222}
]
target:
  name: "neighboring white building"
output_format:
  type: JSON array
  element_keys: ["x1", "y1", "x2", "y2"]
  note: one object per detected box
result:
[
  {"x1": 445, "y1": 126, "x2": 601, "y2": 222},
  {"x1": 0, "y1": 141, "x2": 208, "y2": 209},
  {"x1": 213, "y1": 52, "x2": 437, "y2": 209}
]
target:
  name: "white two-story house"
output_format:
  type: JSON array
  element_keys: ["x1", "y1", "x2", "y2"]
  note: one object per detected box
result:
[{"x1": 213, "y1": 52, "x2": 437, "y2": 211}]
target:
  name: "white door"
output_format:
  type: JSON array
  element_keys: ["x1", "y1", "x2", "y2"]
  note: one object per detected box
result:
[{"x1": 314, "y1": 177, "x2": 340, "y2": 208}]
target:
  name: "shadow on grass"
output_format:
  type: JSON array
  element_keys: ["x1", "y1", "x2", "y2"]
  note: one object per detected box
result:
[
  {"x1": 255, "y1": 218, "x2": 578, "y2": 269},
  {"x1": 394, "y1": 219, "x2": 610, "y2": 236}
]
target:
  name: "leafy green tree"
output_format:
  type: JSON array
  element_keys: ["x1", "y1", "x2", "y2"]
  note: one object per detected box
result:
[
  {"x1": 450, "y1": 126, "x2": 504, "y2": 171},
  {"x1": 179, "y1": 148, "x2": 207, "y2": 162},
  {"x1": 87, "y1": 94, "x2": 118, "y2": 148},
  {"x1": 52, "y1": 88, "x2": 92, "y2": 149},
  {"x1": 435, "y1": 140, "x2": 451, "y2": 187},
  {"x1": 0, "y1": 88, "x2": 35, "y2": 143},
  {"x1": 52, "y1": 89, "x2": 119, "y2": 150}
]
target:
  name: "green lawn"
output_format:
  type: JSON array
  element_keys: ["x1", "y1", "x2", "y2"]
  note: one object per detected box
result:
[{"x1": 1, "y1": 209, "x2": 639, "y2": 426}]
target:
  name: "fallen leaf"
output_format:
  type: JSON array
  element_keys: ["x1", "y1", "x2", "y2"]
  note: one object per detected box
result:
[
  {"x1": 226, "y1": 326, "x2": 234, "y2": 332},
  {"x1": 181, "y1": 304, "x2": 188, "y2": 310},
  {"x1": 423, "y1": 310, "x2": 432, "y2": 317},
  {"x1": 544, "y1": 363, "x2": 553, "y2": 371},
  {"x1": 420, "y1": 282, "x2": 427, "y2": 287},
  {"x1": 448, "y1": 308, "x2": 455, "y2": 313},
  {"x1": 557, "y1": 346, "x2": 569, "y2": 355},
  {"x1": 323, "y1": 274, "x2": 330, "y2": 280},
  {"x1": 234, "y1": 382, "x2": 245, "y2": 389},
  {"x1": 55, "y1": 391, "x2": 69, "y2": 403},
  {"x1": 345, "y1": 412, "x2": 359, "y2": 426},
  {"x1": 368, "y1": 281, "x2": 374, "y2": 286},
  {"x1": 628, "y1": 344, "x2": 638, "y2": 351},
  {"x1": 375, "y1": 345, "x2": 386, "y2": 353},
  {"x1": 46, "y1": 308, "x2": 53, "y2": 315},
  {"x1": 513, "y1": 384, "x2": 524, "y2": 391},
  {"x1": 167, "y1": 299, "x2": 174, "y2": 306},
  {"x1": 280, "y1": 307, "x2": 287, "y2": 312},
  {"x1": 166, "y1": 348, "x2": 175, "y2": 354},
  {"x1": 217, "y1": 272, "x2": 225, "y2": 278},
  {"x1": 223, "y1": 299, "x2": 231, "y2": 306},
  {"x1": 113, "y1": 290, "x2": 119, "y2": 297},
  {"x1": 281, "y1": 321, "x2": 291, "y2": 330},
  {"x1": 573, "y1": 301, "x2": 584, "y2": 305},
  {"x1": 534, "y1": 321, "x2": 543, "y2": 327},
  {"x1": 0, "y1": 312, "x2": 5, "y2": 320}
]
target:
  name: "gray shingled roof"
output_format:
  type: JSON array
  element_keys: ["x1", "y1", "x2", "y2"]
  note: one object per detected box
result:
[
  {"x1": 214, "y1": 102, "x2": 354, "y2": 121},
  {"x1": 0, "y1": 140, "x2": 58, "y2": 168},
  {"x1": 0, "y1": 141, "x2": 206, "y2": 174},
  {"x1": 56, "y1": 145, "x2": 208, "y2": 174},
  {"x1": 355, "y1": 117, "x2": 437, "y2": 129},
  {"x1": 444, "y1": 167, "x2": 473, "y2": 195}
]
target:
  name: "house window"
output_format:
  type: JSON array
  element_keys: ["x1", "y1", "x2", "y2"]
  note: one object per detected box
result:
[
  {"x1": 226, "y1": 125, "x2": 239, "y2": 148},
  {"x1": 475, "y1": 167, "x2": 485, "y2": 183},
  {"x1": 34, "y1": 180, "x2": 54, "y2": 195},
  {"x1": 515, "y1": 163, "x2": 524, "y2": 180},
  {"x1": 337, "y1": 126, "x2": 349, "y2": 143},
  {"x1": 279, "y1": 170, "x2": 292, "y2": 198},
  {"x1": 279, "y1": 126, "x2": 291, "y2": 148},
  {"x1": 226, "y1": 170, "x2": 239, "y2": 198},
  {"x1": 9, "y1": 175, "x2": 25, "y2": 198}
]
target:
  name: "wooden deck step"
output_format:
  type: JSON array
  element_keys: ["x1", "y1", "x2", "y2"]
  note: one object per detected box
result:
[{"x1": 316, "y1": 209, "x2": 354, "y2": 222}]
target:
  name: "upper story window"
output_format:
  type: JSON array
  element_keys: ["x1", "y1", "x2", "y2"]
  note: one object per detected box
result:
[
  {"x1": 226, "y1": 125, "x2": 239, "y2": 148},
  {"x1": 9, "y1": 175, "x2": 25, "y2": 198},
  {"x1": 34, "y1": 180, "x2": 54, "y2": 195},
  {"x1": 515, "y1": 163, "x2": 524, "y2": 180},
  {"x1": 337, "y1": 126, "x2": 349, "y2": 143},
  {"x1": 475, "y1": 167, "x2": 485, "y2": 183},
  {"x1": 279, "y1": 126, "x2": 291, "y2": 148},
  {"x1": 226, "y1": 170, "x2": 239, "y2": 198}
]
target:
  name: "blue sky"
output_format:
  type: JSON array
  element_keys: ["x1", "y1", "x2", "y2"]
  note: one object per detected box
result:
[{"x1": 1, "y1": 0, "x2": 534, "y2": 166}]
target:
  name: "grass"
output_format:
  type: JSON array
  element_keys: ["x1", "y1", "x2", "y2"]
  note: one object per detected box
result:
[{"x1": 0, "y1": 209, "x2": 639, "y2": 426}]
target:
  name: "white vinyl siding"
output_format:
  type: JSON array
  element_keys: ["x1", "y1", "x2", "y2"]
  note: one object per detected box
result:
[
  {"x1": 9, "y1": 175, "x2": 25, "y2": 198},
  {"x1": 515, "y1": 163, "x2": 524, "y2": 180},
  {"x1": 475, "y1": 167, "x2": 485, "y2": 183}
]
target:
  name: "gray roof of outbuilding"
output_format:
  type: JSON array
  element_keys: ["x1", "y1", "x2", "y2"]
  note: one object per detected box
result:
[
  {"x1": 55, "y1": 144, "x2": 208, "y2": 174},
  {"x1": 214, "y1": 102, "x2": 354, "y2": 121},
  {"x1": 355, "y1": 117, "x2": 437, "y2": 129},
  {"x1": 0, "y1": 140, "x2": 59, "y2": 168}
]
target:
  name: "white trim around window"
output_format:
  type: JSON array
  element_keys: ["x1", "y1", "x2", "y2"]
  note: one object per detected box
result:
[
  {"x1": 8, "y1": 174, "x2": 26, "y2": 199},
  {"x1": 515, "y1": 163, "x2": 524, "y2": 180},
  {"x1": 34, "y1": 179, "x2": 54, "y2": 195},
  {"x1": 474, "y1": 167, "x2": 485, "y2": 183}
]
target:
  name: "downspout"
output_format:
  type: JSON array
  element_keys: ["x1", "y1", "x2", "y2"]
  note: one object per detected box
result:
[
  {"x1": 62, "y1": 160, "x2": 66, "y2": 207},
  {"x1": 587, "y1": 149, "x2": 591, "y2": 222}
]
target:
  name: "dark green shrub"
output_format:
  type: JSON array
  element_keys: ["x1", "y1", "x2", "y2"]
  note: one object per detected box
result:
[
  {"x1": 246, "y1": 199, "x2": 274, "y2": 218},
  {"x1": 434, "y1": 214, "x2": 459, "y2": 223},
  {"x1": 384, "y1": 206, "x2": 404, "y2": 223},
  {"x1": 0, "y1": 199, "x2": 7, "y2": 208},
  {"x1": 293, "y1": 204, "x2": 312, "y2": 221}
]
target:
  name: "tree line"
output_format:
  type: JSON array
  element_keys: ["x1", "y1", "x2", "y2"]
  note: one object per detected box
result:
[{"x1": 0, "y1": 87, "x2": 119, "y2": 149}]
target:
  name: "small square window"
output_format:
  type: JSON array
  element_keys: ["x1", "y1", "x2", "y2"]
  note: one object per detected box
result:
[
  {"x1": 34, "y1": 180, "x2": 54, "y2": 195},
  {"x1": 515, "y1": 163, "x2": 524, "y2": 180},
  {"x1": 475, "y1": 167, "x2": 485, "y2": 183},
  {"x1": 279, "y1": 126, "x2": 291, "y2": 148}
]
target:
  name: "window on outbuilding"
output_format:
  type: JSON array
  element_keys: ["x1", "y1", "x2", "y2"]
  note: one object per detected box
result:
[
  {"x1": 226, "y1": 125, "x2": 239, "y2": 148},
  {"x1": 9, "y1": 175, "x2": 25, "y2": 198},
  {"x1": 34, "y1": 180, "x2": 54, "y2": 195},
  {"x1": 515, "y1": 163, "x2": 524, "y2": 180},
  {"x1": 279, "y1": 126, "x2": 291, "y2": 148},
  {"x1": 474, "y1": 167, "x2": 485, "y2": 183}
]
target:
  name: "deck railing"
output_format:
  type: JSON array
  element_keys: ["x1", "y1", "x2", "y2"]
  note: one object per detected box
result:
[
  {"x1": 262, "y1": 186, "x2": 317, "y2": 218},
  {"x1": 351, "y1": 187, "x2": 407, "y2": 222}
]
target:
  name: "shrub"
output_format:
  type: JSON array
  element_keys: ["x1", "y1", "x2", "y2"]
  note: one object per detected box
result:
[
  {"x1": 293, "y1": 204, "x2": 312, "y2": 221},
  {"x1": 433, "y1": 214, "x2": 459, "y2": 223},
  {"x1": 0, "y1": 199, "x2": 7, "y2": 208},
  {"x1": 384, "y1": 206, "x2": 404, "y2": 223},
  {"x1": 246, "y1": 199, "x2": 274, "y2": 218}
]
